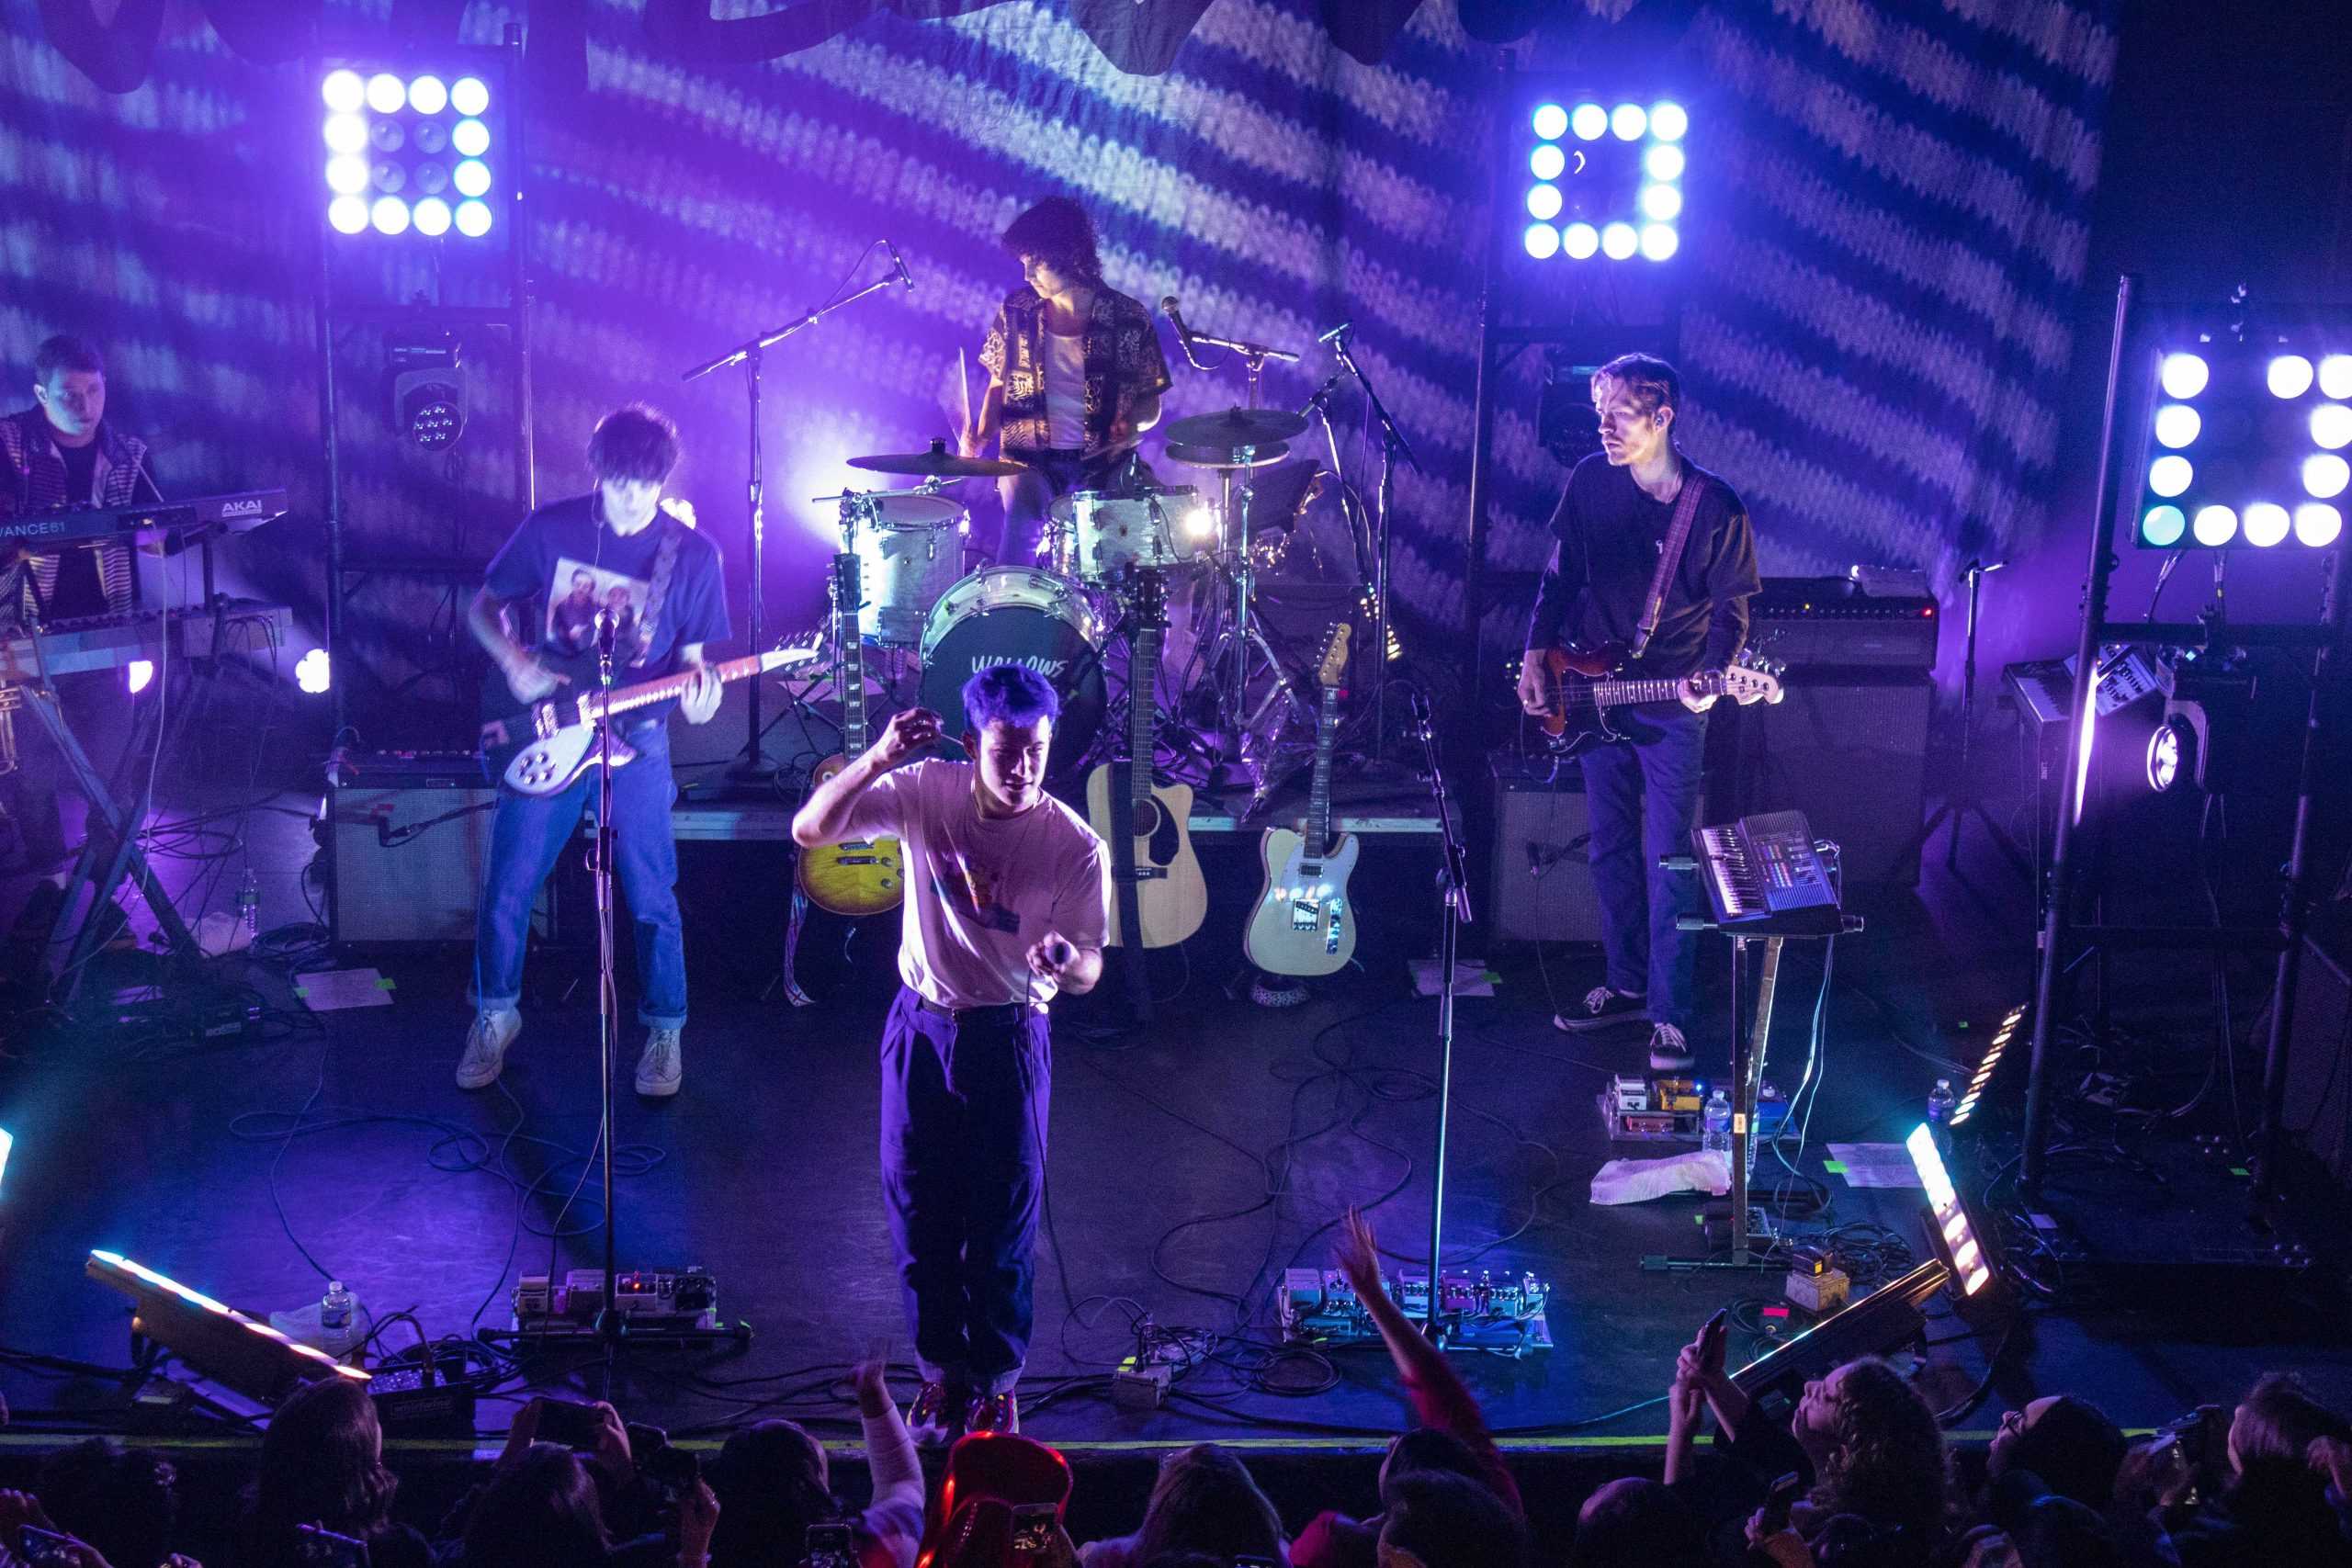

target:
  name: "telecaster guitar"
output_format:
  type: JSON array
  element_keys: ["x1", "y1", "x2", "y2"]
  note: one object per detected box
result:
[
  {"x1": 1244, "y1": 624, "x2": 1356, "y2": 977},
  {"x1": 1088, "y1": 569, "x2": 1206, "y2": 949},
  {"x1": 1536, "y1": 642, "x2": 1784, "y2": 757},
  {"x1": 798, "y1": 551, "x2": 906, "y2": 919},
  {"x1": 480, "y1": 633, "x2": 820, "y2": 797}
]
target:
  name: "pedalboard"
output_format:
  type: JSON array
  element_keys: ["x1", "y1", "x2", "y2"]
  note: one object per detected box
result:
[
  {"x1": 1278, "y1": 1268, "x2": 1553, "y2": 1353},
  {"x1": 514, "y1": 1268, "x2": 719, "y2": 1332},
  {"x1": 1599, "y1": 1074, "x2": 1791, "y2": 1144}
]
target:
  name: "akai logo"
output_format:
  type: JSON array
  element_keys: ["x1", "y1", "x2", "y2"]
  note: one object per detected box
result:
[{"x1": 220, "y1": 498, "x2": 266, "y2": 517}]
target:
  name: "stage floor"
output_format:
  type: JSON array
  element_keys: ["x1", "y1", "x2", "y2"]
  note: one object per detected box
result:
[{"x1": 3, "y1": 779, "x2": 2348, "y2": 1455}]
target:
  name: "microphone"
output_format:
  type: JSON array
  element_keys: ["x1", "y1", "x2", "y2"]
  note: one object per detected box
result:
[
  {"x1": 1045, "y1": 938, "x2": 1073, "y2": 967},
  {"x1": 886, "y1": 241, "x2": 913, "y2": 293},
  {"x1": 1298, "y1": 373, "x2": 1341, "y2": 420},
  {"x1": 1160, "y1": 296, "x2": 1193, "y2": 340},
  {"x1": 594, "y1": 607, "x2": 618, "y2": 658},
  {"x1": 1317, "y1": 321, "x2": 1352, "y2": 345}
]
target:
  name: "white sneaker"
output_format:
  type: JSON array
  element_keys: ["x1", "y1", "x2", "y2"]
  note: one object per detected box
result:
[
  {"x1": 457, "y1": 1008, "x2": 520, "y2": 1089},
  {"x1": 635, "y1": 1025, "x2": 683, "y2": 1098},
  {"x1": 1647, "y1": 1022, "x2": 1695, "y2": 1072}
]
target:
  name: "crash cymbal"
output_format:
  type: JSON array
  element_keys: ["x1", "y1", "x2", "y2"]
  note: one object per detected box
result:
[
  {"x1": 1162, "y1": 406, "x2": 1307, "y2": 452},
  {"x1": 846, "y1": 438, "x2": 1030, "y2": 479},
  {"x1": 1165, "y1": 440, "x2": 1292, "y2": 470}
]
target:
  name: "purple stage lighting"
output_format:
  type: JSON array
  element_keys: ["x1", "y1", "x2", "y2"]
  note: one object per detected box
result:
[
  {"x1": 1516, "y1": 85, "x2": 1682, "y2": 265},
  {"x1": 2137, "y1": 331, "x2": 2352, "y2": 548},
  {"x1": 321, "y1": 60, "x2": 498, "y2": 239}
]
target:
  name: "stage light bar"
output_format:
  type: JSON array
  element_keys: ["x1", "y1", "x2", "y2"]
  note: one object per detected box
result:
[
  {"x1": 1907, "y1": 1123, "x2": 1991, "y2": 1297},
  {"x1": 1518, "y1": 94, "x2": 1682, "y2": 265},
  {"x1": 86, "y1": 1249, "x2": 369, "y2": 1403},
  {"x1": 320, "y1": 60, "x2": 498, "y2": 240},
  {"x1": 0, "y1": 1126, "x2": 12, "y2": 1191},
  {"x1": 1949, "y1": 1004, "x2": 2025, "y2": 1129},
  {"x1": 2139, "y1": 333, "x2": 2352, "y2": 547}
]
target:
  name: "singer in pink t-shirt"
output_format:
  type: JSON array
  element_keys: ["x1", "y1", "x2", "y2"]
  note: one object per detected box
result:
[{"x1": 793, "y1": 663, "x2": 1110, "y2": 1451}]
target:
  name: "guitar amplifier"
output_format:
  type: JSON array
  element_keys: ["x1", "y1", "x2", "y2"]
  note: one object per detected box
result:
[
  {"x1": 1720, "y1": 675, "x2": 1932, "y2": 886},
  {"x1": 1486, "y1": 756, "x2": 1706, "y2": 943},
  {"x1": 1749, "y1": 576, "x2": 1939, "y2": 671},
  {"x1": 326, "y1": 750, "x2": 546, "y2": 944}
]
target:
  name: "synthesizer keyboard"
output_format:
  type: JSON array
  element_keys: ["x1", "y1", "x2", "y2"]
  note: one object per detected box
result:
[
  {"x1": 0, "y1": 600, "x2": 294, "y2": 681},
  {"x1": 0, "y1": 488, "x2": 288, "y2": 547},
  {"x1": 1691, "y1": 809, "x2": 1843, "y2": 935}
]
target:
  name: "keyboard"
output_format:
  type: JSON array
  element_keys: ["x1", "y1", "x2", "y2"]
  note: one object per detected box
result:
[
  {"x1": 1691, "y1": 809, "x2": 1842, "y2": 935},
  {"x1": 0, "y1": 600, "x2": 294, "y2": 680},
  {"x1": 0, "y1": 488, "x2": 288, "y2": 547}
]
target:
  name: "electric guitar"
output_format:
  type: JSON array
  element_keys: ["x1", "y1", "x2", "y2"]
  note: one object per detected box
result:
[
  {"x1": 1087, "y1": 568, "x2": 1207, "y2": 951},
  {"x1": 1534, "y1": 642, "x2": 1784, "y2": 758},
  {"x1": 480, "y1": 633, "x2": 820, "y2": 796},
  {"x1": 1244, "y1": 624, "x2": 1357, "y2": 977},
  {"x1": 797, "y1": 552, "x2": 907, "y2": 918}
]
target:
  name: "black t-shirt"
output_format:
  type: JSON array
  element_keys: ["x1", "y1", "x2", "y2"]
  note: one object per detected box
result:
[
  {"x1": 1525, "y1": 453, "x2": 1761, "y2": 681},
  {"x1": 482, "y1": 492, "x2": 730, "y2": 721},
  {"x1": 59, "y1": 439, "x2": 98, "y2": 504}
]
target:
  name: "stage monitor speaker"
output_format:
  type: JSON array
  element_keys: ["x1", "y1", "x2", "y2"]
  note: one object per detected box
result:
[
  {"x1": 1724, "y1": 675, "x2": 1932, "y2": 886},
  {"x1": 327, "y1": 751, "x2": 546, "y2": 944},
  {"x1": 2285, "y1": 933, "x2": 2352, "y2": 1194}
]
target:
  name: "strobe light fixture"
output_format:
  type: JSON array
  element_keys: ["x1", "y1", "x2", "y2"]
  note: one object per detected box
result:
[
  {"x1": 86, "y1": 1249, "x2": 371, "y2": 1403},
  {"x1": 388, "y1": 330, "x2": 465, "y2": 449},
  {"x1": 1521, "y1": 95, "x2": 1685, "y2": 264},
  {"x1": 2135, "y1": 333, "x2": 2349, "y2": 548},
  {"x1": 1907, "y1": 1122, "x2": 1995, "y2": 1298},
  {"x1": 1948, "y1": 1003, "x2": 2027, "y2": 1130},
  {"x1": 322, "y1": 65, "x2": 497, "y2": 239}
]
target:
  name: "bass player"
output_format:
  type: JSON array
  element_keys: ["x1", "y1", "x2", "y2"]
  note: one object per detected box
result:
[
  {"x1": 1516, "y1": 354, "x2": 1758, "y2": 1072},
  {"x1": 457, "y1": 403, "x2": 728, "y2": 1099}
]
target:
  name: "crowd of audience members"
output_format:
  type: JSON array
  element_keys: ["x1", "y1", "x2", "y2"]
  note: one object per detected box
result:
[{"x1": 1, "y1": 1213, "x2": 2348, "y2": 1568}]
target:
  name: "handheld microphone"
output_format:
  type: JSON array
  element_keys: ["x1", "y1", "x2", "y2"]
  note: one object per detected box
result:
[
  {"x1": 1045, "y1": 938, "x2": 1073, "y2": 967},
  {"x1": 886, "y1": 241, "x2": 913, "y2": 293},
  {"x1": 1317, "y1": 321, "x2": 1352, "y2": 345},
  {"x1": 1160, "y1": 296, "x2": 1193, "y2": 340}
]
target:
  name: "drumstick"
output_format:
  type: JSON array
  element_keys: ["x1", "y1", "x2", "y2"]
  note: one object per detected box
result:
[{"x1": 956, "y1": 347, "x2": 972, "y2": 440}]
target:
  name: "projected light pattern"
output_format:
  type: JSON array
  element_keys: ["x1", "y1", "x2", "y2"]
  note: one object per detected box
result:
[
  {"x1": 2139, "y1": 336, "x2": 2352, "y2": 547},
  {"x1": 322, "y1": 63, "x2": 494, "y2": 238},
  {"x1": 1524, "y1": 97, "x2": 1684, "y2": 263}
]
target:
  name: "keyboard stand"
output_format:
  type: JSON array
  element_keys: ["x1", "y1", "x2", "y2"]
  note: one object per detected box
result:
[{"x1": 26, "y1": 675, "x2": 200, "y2": 1000}]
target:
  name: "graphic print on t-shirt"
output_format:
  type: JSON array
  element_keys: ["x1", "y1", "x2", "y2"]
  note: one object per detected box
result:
[
  {"x1": 545, "y1": 556, "x2": 654, "y2": 665},
  {"x1": 935, "y1": 841, "x2": 1023, "y2": 935}
]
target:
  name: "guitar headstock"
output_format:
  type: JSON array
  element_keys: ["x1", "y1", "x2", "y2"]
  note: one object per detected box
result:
[
  {"x1": 767, "y1": 629, "x2": 826, "y2": 671},
  {"x1": 1712, "y1": 648, "x2": 1786, "y2": 706},
  {"x1": 1131, "y1": 565, "x2": 1168, "y2": 629},
  {"x1": 1317, "y1": 622, "x2": 1351, "y2": 692},
  {"x1": 830, "y1": 551, "x2": 862, "y2": 614}
]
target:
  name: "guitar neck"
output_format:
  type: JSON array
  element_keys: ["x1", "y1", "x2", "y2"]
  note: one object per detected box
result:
[
  {"x1": 1588, "y1": 673, "x2": 1686, "y2": 705},
  {"x1": 582, "y1": 650, "x2": 768, "y2": 722},
  {"x1": 1306, "y1": 684, "x2": 1340, "y2": 855},
  {"x1": 834, "y1": 554, "x2": 867, "y2": 754},
  {"x1": 1129, "y1": 625, "x2": 1159, "y2": 810}
]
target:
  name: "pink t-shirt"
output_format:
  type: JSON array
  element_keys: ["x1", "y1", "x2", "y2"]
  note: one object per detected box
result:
[{"x1": 841, "y1": 760, "x2": 1110, "y2": 1008}]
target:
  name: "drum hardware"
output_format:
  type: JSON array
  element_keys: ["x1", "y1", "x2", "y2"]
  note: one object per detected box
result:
[
  {"x1": 917, "y1": 565, "x2": 1109, "y2": 784},
  {"x1": 1323, "y1": 323, "x2": 1418, "y2": 764},
  {"x1": 845, "y1": 438, "x2": 1031, "y2": 479}
]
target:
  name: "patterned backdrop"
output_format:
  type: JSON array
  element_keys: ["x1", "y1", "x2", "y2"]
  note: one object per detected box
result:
[{"x1": 0, "y1": 0, "x2": 2119, "y2": 745}]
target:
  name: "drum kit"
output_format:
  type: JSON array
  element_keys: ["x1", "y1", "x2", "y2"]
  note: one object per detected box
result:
[{"x1": 806, "y1": 397, "x2": 1348, "y2": 797}]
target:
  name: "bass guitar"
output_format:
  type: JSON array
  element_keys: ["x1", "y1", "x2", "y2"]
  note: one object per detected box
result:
[
  {"x1": 1088, "y1": 567, "x2": 1206, "y2": 951},
  {"x1": 797, "y1": 551, "x2": 907, "y2": 918},
  {"x1": 1243, "y1": 623, "x2": 1356, "y2": 977},
  {"x1": 480, "y1": 633, "x2": 820, "y2": 796},
  {"x1": 1535, "y1": 642, "x2": 1783, "y2": 758}
]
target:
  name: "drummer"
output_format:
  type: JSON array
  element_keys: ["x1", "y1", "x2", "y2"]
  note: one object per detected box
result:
[{"x1": 959, "y1": 197, "x2": 1172, "y2": 567}]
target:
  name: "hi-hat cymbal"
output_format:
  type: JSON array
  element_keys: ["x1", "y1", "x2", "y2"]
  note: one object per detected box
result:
[
  {"x1": 1165, "y1": 440, "x2": 1291, "y2": 470},
  {"x1": 846, "y1": 438, "x2": 1030, "y2": 479},
  {"x1": 1162, "y1": 407, "x2": 1307, "y2": 452}
]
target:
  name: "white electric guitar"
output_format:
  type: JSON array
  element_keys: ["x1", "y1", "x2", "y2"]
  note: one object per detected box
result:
[{"x1": 1243, "y1": 624, "x2": 1357, "y2": 977}]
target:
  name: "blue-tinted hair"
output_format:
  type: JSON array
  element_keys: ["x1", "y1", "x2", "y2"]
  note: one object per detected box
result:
[{"x1": 962, "y1": 663, "x2": 1060, "y2": 733}]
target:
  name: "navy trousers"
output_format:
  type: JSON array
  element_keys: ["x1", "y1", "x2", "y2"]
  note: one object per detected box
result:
[
  {"x1": 878, "y1": 986, "x2": 1050, "y2": 1393},
  {"x1": 1577, "y1": 705, "x2": 1709, "y2": 1032}
]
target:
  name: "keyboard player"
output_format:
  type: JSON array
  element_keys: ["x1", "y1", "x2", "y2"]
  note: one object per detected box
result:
[{"x1": 0, "y1": 333, "x2": 162, "y2": 878}]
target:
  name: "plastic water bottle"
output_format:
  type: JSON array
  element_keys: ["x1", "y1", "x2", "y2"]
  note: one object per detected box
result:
[
  {"x1": 1927, "y1": 1078, "x2": 1959, "y2": 1152},
  {"x1": 1702, "y1": 1088, "x2": 1732, "y2": 1161},
  {"x1": 319, "y1": 1280, "x2": 356, "y2": 1359},
  {"x1": 236, "y1": 870, "x2": 260, "y2": 939}
]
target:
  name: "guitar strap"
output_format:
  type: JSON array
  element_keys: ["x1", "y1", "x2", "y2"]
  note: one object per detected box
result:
[
  {"x1": 628, "y1": 523, "x2": 685, "y2": 669},
  {"x1": 1628, "y1": 465, "x2": 1710, "y2": 661}
]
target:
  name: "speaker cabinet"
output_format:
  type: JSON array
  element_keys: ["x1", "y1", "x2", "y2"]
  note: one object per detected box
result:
[
  {"x1": 1722, "y1": 675, "x2": 1931, "y2": 886},
  {"x1": 327, "y1": 751, "x2": 546, "y2": 944},
  {"x1": 1488, "y1": 759, "x2": 1604, "y2": 944},
  {"x1": 2286, "y1": 933, "x2": 2352, "y2": 1193}
]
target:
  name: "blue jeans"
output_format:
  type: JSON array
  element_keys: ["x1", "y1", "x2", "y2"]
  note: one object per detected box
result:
[
  {"x1": 1578, "y1": 705, "x2": 1708, "y2": 1032},
  {"x1": 470, "y1": 720, "x2": 685, "y2": 1028},
  {"x1": 878, "y1": 986, "x2": 1050, "y2": 1393}
]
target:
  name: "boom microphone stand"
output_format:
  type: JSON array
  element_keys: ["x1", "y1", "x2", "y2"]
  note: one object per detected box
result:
[
  {"x1": 681, "y1": 255, "x2": 905, "y2": 784},
  {"x1": 1408, "y1": 688, "x2": 1475, "y2": 1339},
  {"x1": 1898, "y1": 559, "x2": 2029, "y2": 881},
  {"x1": 1327, "y1": 326, "x2": 1419, "y2": 765}
]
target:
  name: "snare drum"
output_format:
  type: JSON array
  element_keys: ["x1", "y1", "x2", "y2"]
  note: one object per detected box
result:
[
  {"x1": 1049, "y1": 485, "x2": 1209, "y2": 582},
  {"x1": 918, "y1": 567, "x2": 1107, "y2": 779},
  {"x1": 855, "y1": 489, "x2": 965, "y2": 646}
]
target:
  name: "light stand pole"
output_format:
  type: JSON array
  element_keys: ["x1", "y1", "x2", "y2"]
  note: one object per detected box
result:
[
  {"x1": 1329, "y1": 329, "x2": 1419, "y2": 764},
  {"x1": 1898, "y1": 559, "x2": 2030, "y2": 882},
  {"x1": 681, "y1": 261, "x2": 905, "y2": 785},
  {"x1": 1408, "y1": 689, "x2": 1474, "y2": 1340}
]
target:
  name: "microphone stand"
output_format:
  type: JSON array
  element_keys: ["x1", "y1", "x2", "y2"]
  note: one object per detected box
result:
[
  {"x1": 1408, "y1": 689, "x2": 1475, "y2": 1340},
  {"x1": 681, "y1": 270, "x2": 900, "y2": 785},
  {"x1": 587, "y1": 612, "x2": 626, "y2": 1364},
  {"x1": 1329, "y1": 326, "x2": 1418, "y2": 765}
]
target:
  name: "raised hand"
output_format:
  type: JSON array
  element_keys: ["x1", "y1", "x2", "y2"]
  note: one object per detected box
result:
[{"x1": 869, "y1": 707, "x2": 944, "y2": 769}]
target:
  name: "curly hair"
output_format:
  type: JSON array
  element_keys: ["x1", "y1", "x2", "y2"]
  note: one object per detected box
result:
[
  {"x1": 1810, "y1": 1358, "x2": 1951, "y2": 1539},
  {"x1": 999, "y1": 196, "x2": 1102, "y2": 282},
  {"x1": 239, "y1": 1377, "x2": 398, "y2": 1558}
]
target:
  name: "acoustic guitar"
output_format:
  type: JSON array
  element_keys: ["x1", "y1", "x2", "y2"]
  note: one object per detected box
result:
[
  {"x1": 1087, "y1": 568, "x2": 1206, "y2": 951},
  {"x1": 1534, "y1": 642, "x2": 1783, "y2": 758},
  {"x1": 797, "y1": 552, "x2": 907, "y2": 918},
  {"x1": 480, "y1": 634, "x2": 820, "y2": 796},
  {"x1": 1243, "y1": 623, "x2": 1356, "y2": 977}
]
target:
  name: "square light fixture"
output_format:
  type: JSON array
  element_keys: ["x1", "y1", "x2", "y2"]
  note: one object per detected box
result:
[{"x1": 1520, "y1": 96, "x2": 1685, "y2": 265}]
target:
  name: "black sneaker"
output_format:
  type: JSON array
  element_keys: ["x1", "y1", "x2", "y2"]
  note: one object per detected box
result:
[
  {"x1": 1646, "y1": 1022, "x2": 1695, "y2": 1072},
  {"x1": 1555, "y1": 985, "x2": 1651, "y2": 1033}
]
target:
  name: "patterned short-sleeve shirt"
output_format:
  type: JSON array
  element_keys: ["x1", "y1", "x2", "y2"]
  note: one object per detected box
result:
[{"x1": 980, "y1": 283, "x2": 1171, "y2": 454}]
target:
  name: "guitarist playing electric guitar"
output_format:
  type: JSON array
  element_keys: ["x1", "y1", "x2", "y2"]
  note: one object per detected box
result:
[
  {"x1": 458, "y1": 403, "x2": 729, "y2": 1101},
  {"x1": 1516, "y1": 355, "x2": 1759, "y2": 1075}
]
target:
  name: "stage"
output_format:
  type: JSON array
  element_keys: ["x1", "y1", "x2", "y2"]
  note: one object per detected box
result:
[{"x1": 5, "y1": 767, "x2": 2348, "y2": 1488}]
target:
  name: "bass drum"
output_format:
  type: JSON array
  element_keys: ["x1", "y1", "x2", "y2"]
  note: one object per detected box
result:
[{"x1": 918, "y1": 567, "x2": 1107, "y2": 783}]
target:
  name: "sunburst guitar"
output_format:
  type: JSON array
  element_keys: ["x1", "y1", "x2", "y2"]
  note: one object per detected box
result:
[
  {"x1": 797, "y1": 552, "x2": 905, "y2": 918},
  {"x1": 1087, "y1": 568, "x2": 1205, "y2": 949},
  {"x1": 1535, "y1": 642, "x2": 1784, "y2": 757},
  {"x1": 1243, "y1": 623, "x2": 1357, "y2": 977}
]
